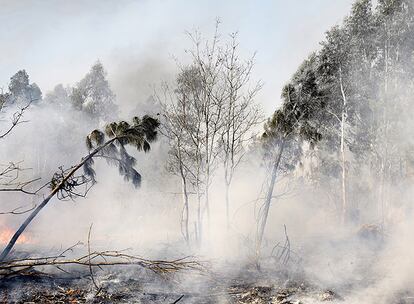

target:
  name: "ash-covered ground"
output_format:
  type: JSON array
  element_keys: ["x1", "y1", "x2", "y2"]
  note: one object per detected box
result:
[
  {"x1": 1, "y1": 254, "x2": 414, "y2": 304},
  {"x1": 0, "y1": 266, "x2": 342, "y2": 304}
]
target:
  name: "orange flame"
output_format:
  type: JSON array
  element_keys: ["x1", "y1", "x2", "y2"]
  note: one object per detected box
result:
[{"x1": 0, "y1": 227, "x2": 30, "y2": 244}]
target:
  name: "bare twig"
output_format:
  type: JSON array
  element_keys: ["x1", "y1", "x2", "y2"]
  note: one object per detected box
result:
[
  {"x1": 171, "y1": 295, "x2": 185, "y2": 304},
  {"x1": 87, "y1": 225, "x2": 98, "y2": 288},
  {"x1": 0, "y1": 161, "x2": 43, "y2": 195},
  {"x1": 0, "y1": 101, "x2": 32, "y2": 139},
  {"x1": 87, "y1": 224, "x2": 102, "y2": 295},
  {"x1": 0, "y1": 204, "x2": 37, "y2": 215}
]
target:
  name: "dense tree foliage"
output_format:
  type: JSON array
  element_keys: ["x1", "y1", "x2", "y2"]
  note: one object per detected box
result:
[
  {"x1": 0, "y1": 70, "x2": 41, "y2": 108},
  {"x1": 263, "y1": 0, "x2": 414, "y2": 228},
  {"x1": 44, "y1": 62, "x2": 118, "y2": 122}
]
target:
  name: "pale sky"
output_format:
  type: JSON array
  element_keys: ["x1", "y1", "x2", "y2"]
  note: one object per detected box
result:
[{"x1": 0, "y1": 0, "x2": 355, "y2": 115}]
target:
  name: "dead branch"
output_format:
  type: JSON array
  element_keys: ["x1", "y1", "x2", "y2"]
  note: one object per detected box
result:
[
  {"x1": 87, "y1": 224, "x2": 101, "y2": 293},
  {"x1": 0, "y1": 250, "x2": 203, "y2": 279},
  {"x1": 271, "y1": 224, "x2": 291, "y2": 265},
  {"x1": 0, "y1": 204, "x2": 37, "y2": 215},
  {"x1": 0, "y1": 161, "x2": 43, "y2": 195},
  {"x1": 0, "y1": 101, "x2": 32, "y2": 139},
  {"x1": 171, "y1": 295, "x2": 185, "y2": 304}
]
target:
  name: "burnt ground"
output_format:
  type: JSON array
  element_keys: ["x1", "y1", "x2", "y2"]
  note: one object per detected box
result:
[
  {"x1": 1, "y1": 247, "x2": 414, "y2": 304},
  {"x1": 0, "y1": 257, "x2": 363, "y2": 304},
  {"x1": 0, "y1": 270, "x2": 342, "y2": 304},
  {"x1": 1, "y1": 267, "x2": 414, "y2": 304}
]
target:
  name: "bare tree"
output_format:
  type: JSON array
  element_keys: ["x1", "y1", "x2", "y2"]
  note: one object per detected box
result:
[
  {"x1": 161, "y1": 81, "x2": 201, "y2": 244},
  {"x1": 162, "y1": 22, "x2": 262, "y2": 243},
  {"x1": 0, "y1": 99, "x2": 40, "y2": 196},
  {"x1": 161, "y1": 23, "x2": 226, "y2": 242},
  {"x1": 185, "y1": 23, "x2": 227, "y2": 237},
  {"x1": 219, "y1": 33, "x2": 262, "y2": 229}
]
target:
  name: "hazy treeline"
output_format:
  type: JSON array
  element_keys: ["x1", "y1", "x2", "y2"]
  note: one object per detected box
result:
[{"x1": 262, "y1": 0, "x2": 414, "y2": 230}]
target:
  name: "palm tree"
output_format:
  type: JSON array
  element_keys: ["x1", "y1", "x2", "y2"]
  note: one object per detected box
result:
[{"x1": 0, "y1": 115, "x2": 160, "y2": 262}]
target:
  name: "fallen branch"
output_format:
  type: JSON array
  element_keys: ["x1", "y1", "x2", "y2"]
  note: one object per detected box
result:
[{"x1": 0, "y1": 250, "x2": 202, "y2": 279}]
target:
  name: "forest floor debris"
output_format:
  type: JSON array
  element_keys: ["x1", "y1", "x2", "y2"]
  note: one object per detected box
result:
[
  {"x1": 1, "y1": 270, "x2": 414, "y2": 304},
  {"x1": 0, "y1": 261, "x2": 351, "y2": 304},
  {"x1": 0, "y1": 250, "x2": 413, "y2": 304}
]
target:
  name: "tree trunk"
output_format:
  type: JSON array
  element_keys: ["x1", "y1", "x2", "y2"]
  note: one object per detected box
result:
[
  {"x1": 0, "y1": 138, "x2": 117, "y2": 262},
  {"x1": 205, "y1": 168, "x2": 210, "y2": 229},
  {"x1": 177, "y1": 141, "x2": 190, "y2": 245},
  {"x1": 225, "y1": 180, "x2": 230, "y2": 230},
  {"x1": 196, "y1": 187, "x2": 202, "y2": 244},
  {"x1": 256, "y1": 140, "x2": 285, "y2": 257},
  {"x1": 380, "y1": 38, "x2": 390, "y2": 228},
  {"x1": 339, "y1": 67, "x2": 348, "y2": 225},
  {"x1": 180, "y1": 174, "x2": 190, "y2": 244},
  {"x1": 204, "y1": 179, "x2": 210, "y2": 239}
]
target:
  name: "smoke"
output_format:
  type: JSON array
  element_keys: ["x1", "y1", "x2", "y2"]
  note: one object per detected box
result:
[
  {"x1": 1, "y1": 58, "x2": 414, "y2": 303},
  {"x1": 2, "y1": 4, "x2": 414, "y2": 304}
]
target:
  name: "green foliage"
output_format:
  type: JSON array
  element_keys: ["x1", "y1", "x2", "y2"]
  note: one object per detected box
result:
[
  {"x1": 67, "y1": 62, "x2": 118, "y2": 121},
  {"x1": 84, "y1": 115, "x2": 160, "y2": 188},
  {"x1": 2, "y1": 70, "x2": 42, "y2": 105},
  {"x1": 264, "y1": 0, "x2": 414, "y2": 218}
]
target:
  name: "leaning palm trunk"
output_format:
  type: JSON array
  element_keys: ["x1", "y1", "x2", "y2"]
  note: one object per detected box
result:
[
  {"x1": 0, "y1": 115, "x2": 160, "y2": 262},
  {"x1": 0, "y1": 138, "x2": 116, "y2": 262}
]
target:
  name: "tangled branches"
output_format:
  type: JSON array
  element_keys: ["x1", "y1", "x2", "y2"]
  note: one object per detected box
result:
[
  {"x1": 50, "y1": 166, "x2": 94, "y2": 200},
  {"x1": 0, "y1": 161, "x2": 41, "y2": 195}
]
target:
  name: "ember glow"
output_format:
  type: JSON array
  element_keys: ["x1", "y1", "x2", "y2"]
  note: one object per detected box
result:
[{"x1": 0, "y1": 227, "x2": 29, "y2": 245}]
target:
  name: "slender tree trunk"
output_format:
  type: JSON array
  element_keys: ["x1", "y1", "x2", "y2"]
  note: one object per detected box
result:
[
  {"x1": 180, "y1": 174, "x2": 190, "y2": 244},
  {"x1": 205, "y1": 184, "x2": 210, "y2": 224},
  {"x1": 224, "y1": 164, "x2": 232, "y2": 230},
  {"x1": 379, "y1": 37, "x2": 389, "y2": 228},
  {"x1": 256, "y1": 140, "x2": 285, "y2": 257},
  {"x1": 0, "y1": 138, "x2": 117, "y2": 262},
  {"x1": 225, "y1": 179, "x2": 230, "y2": 230},
  {"x1": 339, "y1": 67, "x2": 348, "y2": 225},
  {"x1": 196, "y1": 187, "x2": 202, "y2": 244},
  {"x1": 340, "y1": 110, "x2": 347, "y2": 224},
  {"x1": 204, "y1": 177, "x2": 210, "y2": 238},
  {"x1": 177, "y1": 142, "x2": 190, "y2": 245}
]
